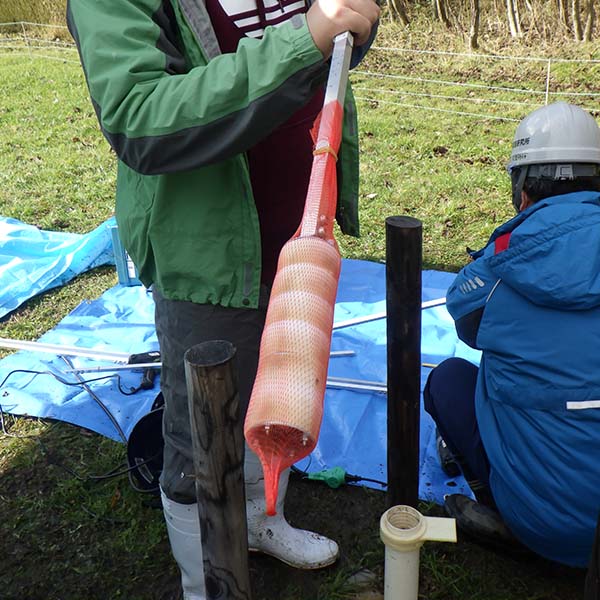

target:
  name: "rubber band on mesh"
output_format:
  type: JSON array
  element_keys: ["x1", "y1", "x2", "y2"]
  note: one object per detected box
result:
[{"x1": 313, "y1": 145, "x2": 338, "y2": 161}]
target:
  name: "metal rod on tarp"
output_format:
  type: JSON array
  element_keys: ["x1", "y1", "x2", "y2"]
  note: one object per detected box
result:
[
  {"x1": 332, "y1": 296, "x2": 446, "y2": 330},
  {"x1": 60, "y1": 355, "x2": 128, "y2": 443},
  {"x1": 64, "y1": 351, "x2": 355, "y2": 373},
  {"x1": 326, "y1": 375, "x2": 387, "y2": 393},
  {"x1": 184, "y1": 341, "x2": 251, "y2": 600},
  {"x1": 65, "y1": 362, "x2": 161, "y2": 373},
  {"x1": 385, "y1": 216, "x2": 423, "y2": 509},
  {"x1": 0, "y1": 336, "x2": 132, "y2": 362}
]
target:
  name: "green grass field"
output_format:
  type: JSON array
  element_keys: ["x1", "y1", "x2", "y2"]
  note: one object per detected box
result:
[{"x1": 0, "y1": 19, "x2": 597, "y2": 600}]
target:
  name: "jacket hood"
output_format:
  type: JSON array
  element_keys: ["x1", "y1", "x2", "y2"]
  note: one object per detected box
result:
[{"x1": 487, "y1": 191, "x2": 600, "y2": 310}]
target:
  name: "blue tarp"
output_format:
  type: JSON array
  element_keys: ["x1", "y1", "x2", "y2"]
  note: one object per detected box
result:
[
  {"x1": 0, "y1": 216, "x2": 116, "y2": 319},
  {"x1": 0, "y1": 254, "x2": 480, "y2": 504},
  {"x1": 0, "y1": 284, "x2": 157, "y2": 442}
]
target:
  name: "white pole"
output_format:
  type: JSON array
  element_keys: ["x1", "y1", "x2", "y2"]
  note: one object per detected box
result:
[
  {"x1": 20, "y1": 21, "x2": 31, "y2": 55},
  {"x1": 545, "y1": 59, "x2": 552, "y2": 105}
]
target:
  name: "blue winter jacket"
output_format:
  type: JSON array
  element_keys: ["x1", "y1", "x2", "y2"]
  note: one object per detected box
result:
[{"x1": 447, "y1": 190, "x2": 600, "y2": 567}]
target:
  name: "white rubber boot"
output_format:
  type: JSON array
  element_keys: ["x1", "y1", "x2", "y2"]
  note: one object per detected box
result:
[
  {"x1": 161, "y1": 488, "x2": 206, "y2": 600},
  {"x1": 245, "y1": 448, "x2": 340, "y2": 569}
]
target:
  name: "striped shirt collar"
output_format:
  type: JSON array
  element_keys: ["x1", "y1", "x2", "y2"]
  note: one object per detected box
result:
[{"x1": 217, "y1": 0, "x2": 308, "y2": 38}]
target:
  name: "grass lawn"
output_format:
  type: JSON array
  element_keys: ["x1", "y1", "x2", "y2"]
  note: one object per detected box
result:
[{"x1": 0, "y1": 20, "x2": 596, "y2": 600}]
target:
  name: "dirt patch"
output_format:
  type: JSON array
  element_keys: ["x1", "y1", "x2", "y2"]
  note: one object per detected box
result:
[{"x1": 0, "y1": 422, "x2": 588, "y2": 600}]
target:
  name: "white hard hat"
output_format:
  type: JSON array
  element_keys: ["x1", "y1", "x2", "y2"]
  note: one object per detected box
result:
[{"x1": 508, "y1": 102, "x2": 600, "y2": 171}]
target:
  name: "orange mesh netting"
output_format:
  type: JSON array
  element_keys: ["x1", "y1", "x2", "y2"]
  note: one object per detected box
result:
[{"x1": 244, "y1": 99, "x2": 345, "y2": 515}]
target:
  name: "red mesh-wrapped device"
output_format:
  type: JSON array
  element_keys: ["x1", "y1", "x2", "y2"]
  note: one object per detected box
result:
[{"x1": 244, "y1": 33, "x2": 354, "y2": 515}]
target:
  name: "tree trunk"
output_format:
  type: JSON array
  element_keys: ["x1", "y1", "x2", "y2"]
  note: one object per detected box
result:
[
  {"x1": 573, "y1": 0, "x2": 584, "y2": 39},
  {"x1": 469, "y1": 0, "x2": 481, "y2": 48},
  {"x1": 558, "y1": 0, "x2": 571, "y2": 28},
  {"x1": 433, "y1": 0, "x2": 452, "y2": 27},
  {"x1": 525, "y1": 0, "x2": 544, "y2": 36},
  {"x1": 388, "y1": 0, "x2": 410, "y2": 25},
  {"x1": 584, "y1": 0, "x2": 595, "y2": 40},
  {"x1": 506, "y1": 0, "x2": 522, "y2": 36},
  {"x1": 513, "y1": 0, "x2": 523, "y2": 34}
]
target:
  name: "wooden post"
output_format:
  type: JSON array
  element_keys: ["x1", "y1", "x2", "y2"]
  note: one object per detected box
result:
[
  {"x1": 385, "y1": 216, "x2": 422, "y2": 509},
  {"x1": 184, "y1": 340, "x2": 251, "y2": 600}
]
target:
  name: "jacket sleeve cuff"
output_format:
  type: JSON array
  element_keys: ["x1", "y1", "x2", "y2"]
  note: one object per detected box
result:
[{"x1": 287, "y1": 13, "x2": 326, "y2": 64}]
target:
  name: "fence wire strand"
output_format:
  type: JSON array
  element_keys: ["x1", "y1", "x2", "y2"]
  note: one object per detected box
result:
[
  {"x1": 371, "y1": 45, "x2": 600, "y2": 64},
  {"x1": 352, "y1": 85, "x2": 540, "y2": 107},
  {"x1": 353, "y1": 95, "x2": 522, "y2": 121},
  {"x1": 355, "y1": 70, "x2": 550, "y2": 97},
  {"x1": 2, "y1": 21, "x2": 599, "y2": 123}
]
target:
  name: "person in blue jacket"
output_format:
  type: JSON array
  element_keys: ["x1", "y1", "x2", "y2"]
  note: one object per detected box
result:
[{"x1": 424, "y1": 102, "x2": 600, "y2": 568}]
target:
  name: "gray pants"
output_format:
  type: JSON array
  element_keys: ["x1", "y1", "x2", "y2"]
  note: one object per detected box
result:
[{"x1": 154, "y1": 287, "x2": 269, "y2": 503}]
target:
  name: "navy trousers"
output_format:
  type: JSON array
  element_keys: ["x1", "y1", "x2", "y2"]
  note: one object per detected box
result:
[{"x1": 423, "y1": 357, "x2": 495, "y2": 506}]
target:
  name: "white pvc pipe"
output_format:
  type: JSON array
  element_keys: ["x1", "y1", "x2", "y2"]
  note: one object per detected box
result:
[{"x1": 380, "y1": 505, "x2": 456, "y2": 600}]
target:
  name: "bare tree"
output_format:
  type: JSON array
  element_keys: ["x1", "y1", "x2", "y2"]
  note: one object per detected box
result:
[
  {"x1": 514, "y1": 0, "x2": 523, "y2": 33},
  {"x1": 388, "y1": 0, "x2": 410, "y2": 25},
  {"x1": 557, "y1": 0, "x2": 571, "y2": 29},
  {"x1": 573, "y1": 0, "x2": 584, "y2": 39},
  {"x1": 523, "y1": 0, "x2": 545, "y2": 36},
  {"x1": 433, "y1": 0, "x2": 452, "y2": 27},
  {"x1": 584, "y1": 0, "x2": 595, "y2": 40},
  {"x1": 469, "y1": 0, "x2": 481, "y2": 48},
  {"x1": 506, "y1": 0, "x2": 522, "y2": 36}
]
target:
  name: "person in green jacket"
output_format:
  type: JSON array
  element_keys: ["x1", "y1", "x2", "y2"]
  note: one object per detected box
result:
[{"x1": 68, "y1": 0, "x2": 378, "y2": 596}]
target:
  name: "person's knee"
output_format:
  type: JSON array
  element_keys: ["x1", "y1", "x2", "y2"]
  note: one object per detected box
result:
[
  {"x1": 427, "y1": 357, "x2": 476, "y2": 397},
  {"x1": 424, "y1": 357, "x2": 478, "y2": 422},
  {"x1": 425, "y1": 357, "x2": 464, "y2": 407},
  {"x1": 423, "y1": 368, "x2": 436, "y2": 415},
  {"x1": 432, "y1": 356, "x2": 475, "y2": 381}
]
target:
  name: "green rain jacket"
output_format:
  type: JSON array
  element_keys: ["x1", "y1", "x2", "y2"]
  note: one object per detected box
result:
[{"x1": 67, "y1": 0, "x2": 361, "y2": 309}]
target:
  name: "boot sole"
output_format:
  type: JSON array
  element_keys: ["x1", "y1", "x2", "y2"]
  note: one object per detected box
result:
[{"x1": 248, "y1": 547, "x2": 339, "y2": 570}]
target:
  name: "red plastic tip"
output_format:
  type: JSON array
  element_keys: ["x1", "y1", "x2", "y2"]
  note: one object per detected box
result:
[{"x1": 262, "y1": 459, "x2": 283, "y2": 516}]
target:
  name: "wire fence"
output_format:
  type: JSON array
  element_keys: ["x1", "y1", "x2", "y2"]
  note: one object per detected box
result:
[
  {"x1": 1, "y1": 21, "x2": 599, "y2": 122},
  {"x1": 354, "y1": 45, "x2": 600, "y2": 123},
  {"x1": 0, "y1": 21, "x2": 79, "y2": 63}
]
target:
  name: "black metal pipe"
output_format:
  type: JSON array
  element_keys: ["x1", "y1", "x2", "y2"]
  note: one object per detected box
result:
[
  {"x1": 385, "y1": 216, "x2": 423, "y2": 509},
  {"x1": 184, "y1": 340, "x2": 252, "y2": 600}
]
